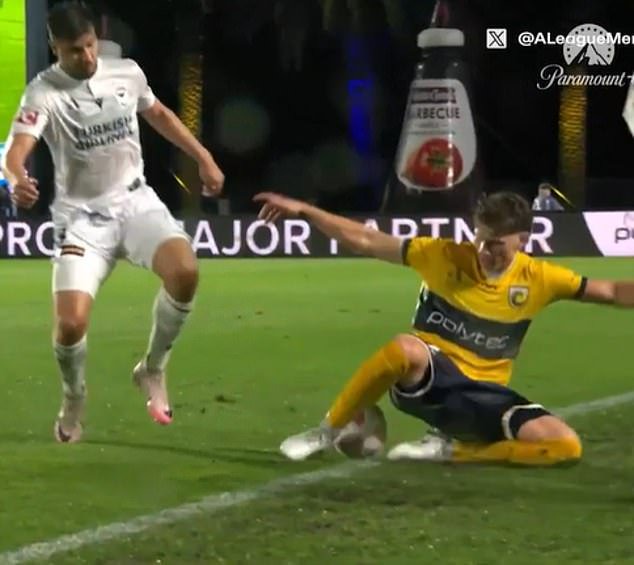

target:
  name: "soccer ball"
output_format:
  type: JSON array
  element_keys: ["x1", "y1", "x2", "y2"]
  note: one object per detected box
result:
[{"x1": 334, "y1": 405, "x2": 387, "y2": 459}]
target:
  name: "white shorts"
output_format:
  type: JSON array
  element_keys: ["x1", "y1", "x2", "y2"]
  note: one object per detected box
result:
[{"x1": 52, "y1": 185, "x2": 190, "y2": 298}]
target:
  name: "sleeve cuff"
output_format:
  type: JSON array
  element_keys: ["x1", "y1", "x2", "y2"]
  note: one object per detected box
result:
[
  {"x1": 574, "y1": 276, "x2": 588, "y2": 299},
  {"x1": 10, "y1": 126, "x2": 43, "y2": 140},
  {"x1": 137, "y1": 93, "x2": 156, "y2": 112},
  {"x1": 401, "y1": 238, "x2": 412, "y2": 265}
]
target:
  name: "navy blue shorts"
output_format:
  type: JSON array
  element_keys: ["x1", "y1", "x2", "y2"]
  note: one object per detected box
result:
[{"x1": 389, "y1": 344, "x2": 551, "y2": 443}]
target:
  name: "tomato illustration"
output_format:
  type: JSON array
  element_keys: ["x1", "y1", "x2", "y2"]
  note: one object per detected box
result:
[{"x1": 403, "y1": 138, "x2": 463, "y2": 188}]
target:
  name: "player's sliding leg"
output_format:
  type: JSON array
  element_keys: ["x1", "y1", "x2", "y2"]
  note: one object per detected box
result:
[
  {"x1": 388, "y1": 425, "x2": 582, "y2": 466},
  {"x1": 451, "y1": 416, "x2": 582, "y2": 466},
  {"x1": 387, "y1": 356, "x2": 583, "y2": 466},
  {"x1": 280, "y1": 334, "x2": 430, "y2": 460},
  {"x1": 134, "y1": 237, "x2": 198, "y2": 425}
]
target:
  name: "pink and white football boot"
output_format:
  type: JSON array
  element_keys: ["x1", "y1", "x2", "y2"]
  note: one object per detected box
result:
[{"x1": 133, "y1": 359, "x2": 173, "y2": 425}]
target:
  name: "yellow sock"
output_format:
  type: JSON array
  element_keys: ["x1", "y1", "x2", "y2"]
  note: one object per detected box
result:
[
  {"x1": 452, "y1": 436, "x2": 582, "y2": 466},
  {"x1": 326, "y1": 341, "x2": 410, "y2": 429}
]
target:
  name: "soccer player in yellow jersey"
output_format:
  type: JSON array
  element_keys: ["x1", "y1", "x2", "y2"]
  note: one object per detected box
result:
[{"x1": 254, "y1": 190, "x2": 634, "y2": 466}]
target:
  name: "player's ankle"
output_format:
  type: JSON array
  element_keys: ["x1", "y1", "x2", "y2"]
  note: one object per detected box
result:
[{"x1": 319, "y1": 420, "x2": 341, "y2": 441}]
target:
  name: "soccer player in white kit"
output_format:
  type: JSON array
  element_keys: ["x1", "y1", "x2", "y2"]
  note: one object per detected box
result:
[{"x1": 1, "y1": 3, "x2": 225, "y2": 443}]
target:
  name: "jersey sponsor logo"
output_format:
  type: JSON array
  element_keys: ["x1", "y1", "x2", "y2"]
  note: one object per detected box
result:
[
  {"x1": 16, "y1": 109, "x2": 39, "y2": 126},
  {"x1": 424, "y1": 310, "x2": 511, "y2": 351},
  {"x1": 414, "y1": 290, "x2": 531, "y2": 360},
  {"x1": 508, "y1": 285, "x2": 529, "y2": 307},
  {"x1": 72, "y1": 115, "x2": 135, "y2": 151}
]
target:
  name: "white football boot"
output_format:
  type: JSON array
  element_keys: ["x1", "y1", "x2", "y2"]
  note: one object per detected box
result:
[
  {"x1": 280, "y1": 424, "x2": 338, "y2": 461},
  {"x1": 387, "y1": 430, "x2": 452, "y2": 462},
  {"x1": 54, "y1": 391, "x2": 85, "y2": 443}
]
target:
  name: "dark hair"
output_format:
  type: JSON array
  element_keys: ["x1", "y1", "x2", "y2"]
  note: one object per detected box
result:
[
  {"x1": 473, "y1": 191, "x2": 533, "y2": 235},
  {"x1": 48, "y1": 2, "x2": 95, "y2": 41}
]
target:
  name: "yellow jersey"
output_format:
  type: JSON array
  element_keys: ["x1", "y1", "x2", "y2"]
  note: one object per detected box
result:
[{"x1": 403, "y1": 237, "x2": 585, "y2": 386}]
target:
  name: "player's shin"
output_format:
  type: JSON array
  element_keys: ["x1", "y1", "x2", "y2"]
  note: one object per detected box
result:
[
  {"x1": 145, "y1": 287, "x2": 193, "y2": 372},
  {"x1": 451, "y1": 436, "x2": 583, "y2": 466},
  {"x1": 54, "y1": 335, "x2": 87, "y2": 399},
  {"x1": 53, "y1": 335, "x2": 87, "y2": 442},
  {"x1": 325, "y1": 340, "x2": 411, "y2": 429}
]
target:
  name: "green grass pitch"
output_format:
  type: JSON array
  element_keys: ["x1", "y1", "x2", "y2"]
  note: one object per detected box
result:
[
  {"x1": 0, "y1": 257, "x2": 633, "y2": 564},
  {"x1": 0, "y1": 0, "x2": 26, "y2": 140}
]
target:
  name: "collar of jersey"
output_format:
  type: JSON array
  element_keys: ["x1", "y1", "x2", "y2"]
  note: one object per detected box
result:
[
  {"x1": 472, "y1": 247, "x2": 521, "y2": 286},
  {"x1": 53, "y1": 58, "x2": 102, "y2": 87}
]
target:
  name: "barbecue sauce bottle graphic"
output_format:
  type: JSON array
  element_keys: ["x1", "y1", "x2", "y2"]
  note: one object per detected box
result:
[{"x1": 383, "y1": 27, "x2": 481, "y2": 214}]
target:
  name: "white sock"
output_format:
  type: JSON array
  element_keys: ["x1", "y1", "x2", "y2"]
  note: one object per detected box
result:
[
  {"x1": 145, "y1": 287, "x2": 193, "y2": 372},
  {"x1": 54, "y1": 336, "x2": 87, "y2": 398}
]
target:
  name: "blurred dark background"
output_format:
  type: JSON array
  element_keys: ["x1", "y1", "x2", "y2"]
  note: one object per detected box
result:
[{"x1": 36, "y1": 0, "x2": 634, "y2": 215}]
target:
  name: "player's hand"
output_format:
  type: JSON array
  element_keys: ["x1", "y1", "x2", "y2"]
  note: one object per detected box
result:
[
  {"x1": 199, "y1": 159, "x2": 225, "y2": 198},
  {"x1": 253, "y1": 192, "x2": 305, "y2": 223},
  {"x1": 11, "y1": 176, "x2": 40, "y2": 209}
]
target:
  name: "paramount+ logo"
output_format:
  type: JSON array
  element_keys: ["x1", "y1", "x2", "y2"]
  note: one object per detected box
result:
[
  {"x1": 582, "y1": 211, "x2": 634, "y2": 257},
  {"x1": 614, "y1": 212, "x2": 634, "y2": 243}
]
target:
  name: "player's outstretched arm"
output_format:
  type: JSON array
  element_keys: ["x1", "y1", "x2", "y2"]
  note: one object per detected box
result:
[
  {"x1": 140, "y1": 100, "x2": 225, "y2": 196},
  {"x1": 1, "y1": 134, "x2": 40, "y2": 209},
  {"x1": 579, "y1": 279, "x2": 634, "y2": 307},
  {"x1": 254, "y1": 192, "x2": 403, "y2": 263}
]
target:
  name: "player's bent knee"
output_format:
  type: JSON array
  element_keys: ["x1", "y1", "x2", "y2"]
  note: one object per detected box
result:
[
  {"x1": 391, "y1": 334, "x2": 431, "y2": 386},
  {"x1": 56, "y1": 315, "x2": 88, "y2": 345},
  {"x1": 551, "y1": 426, "x2": 582, "y2": 461},
  {"x1": 517, "y1": 415, "x2": 582, "y2": 463},
  {"x1": 560, "y1": 434, "x2": 583, "y2": 461},
  {"x1": 542, "y1": 434, "x2": 583, "y2": 464},
  {"x1": 392, "y1": 334, "x2": 430, "y2": 366},
  {"x1": 172, "y1": 259, "x2": 199, "y2": 292},
  {"x1": 154, "y1": 239, "x2": 199, "y2": 301},
  {"x1": 54, "y1": 291, "x2": 92, "y2": 345},
  {"x1": 518, "y1": 415, "x2": 576, "y2": 441}
]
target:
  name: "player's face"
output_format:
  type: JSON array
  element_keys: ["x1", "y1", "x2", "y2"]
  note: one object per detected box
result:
[
  {"x1": 51, "y1": 30, "x2": 99, "y2": 80},
  {"x1": 474, "y1": 225, "x2": 528, "y2": 274}
]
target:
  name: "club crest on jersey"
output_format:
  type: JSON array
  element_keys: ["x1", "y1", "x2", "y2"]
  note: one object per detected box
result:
[
  {"x1": 508, "y1": 285, "x2": 529, "y2": 307},
  {"x1": 115, "y1": 86, "x2": 129, "y2": 107},
  {"x1": 16, "y1": 109, "x2": 39, "y2": 126}
]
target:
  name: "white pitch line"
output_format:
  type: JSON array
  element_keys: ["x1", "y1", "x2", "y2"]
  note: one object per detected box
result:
[
  {"x1": 1, "y1": 390, "x2": 633, "y2": 565},
  {"x1": 555, "y1": 390, "x2": 634, "y2": 417}
]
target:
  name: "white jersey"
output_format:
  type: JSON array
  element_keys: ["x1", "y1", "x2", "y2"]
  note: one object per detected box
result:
[{"x1": 8, "y1": 57, "x2": 156, "y2": 214}]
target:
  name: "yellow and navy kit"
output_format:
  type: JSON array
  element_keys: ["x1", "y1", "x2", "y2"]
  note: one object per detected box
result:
[{"x1": 402, "y1": 237, "x2": 585, "y2": 386}]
